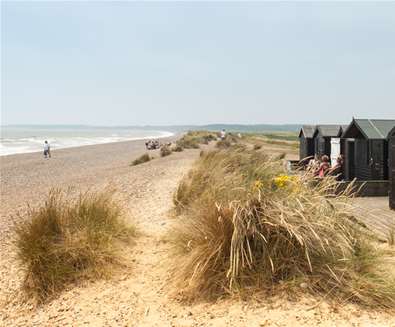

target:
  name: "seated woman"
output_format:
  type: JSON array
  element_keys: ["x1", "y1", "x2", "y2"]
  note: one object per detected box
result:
[
  {"x1": 317, "y1": 155, "x2": 330, "y2": 178},
  {"x1": 328, "y1": 155, "x2": 344, "y2": 181}
]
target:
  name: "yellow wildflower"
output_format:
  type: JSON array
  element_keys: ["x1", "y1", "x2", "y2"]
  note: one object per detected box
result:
[
  {"x1": 254, "y1": 180, "x2": 263, "y2": 190},
  {"x1": 273, "y1": 174, "x2": 299, "y2": 189}
]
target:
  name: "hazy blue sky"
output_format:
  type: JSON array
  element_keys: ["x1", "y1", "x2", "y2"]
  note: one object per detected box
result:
[{"x1": 1, "y1": 1, "x2": 394, "y2": 126}]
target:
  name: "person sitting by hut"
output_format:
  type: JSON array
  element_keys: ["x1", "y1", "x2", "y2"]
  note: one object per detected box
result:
[
  {"x1": 306, "y1": 155, "x2": 320, "y2": 175},
  {"x1": 328, "y1": 155, "x2": 344, "y2": 181},
  {"x1": 317, "y1": 155, "x2": 330, "y2": 178}
]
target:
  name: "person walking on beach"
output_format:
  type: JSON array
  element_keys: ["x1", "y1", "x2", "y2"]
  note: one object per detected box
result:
[
  {"x1": 220, "y1": 129, "x2": 226, "y2": 140},
  {"x1": 44, "y1": 140, "x2": 51, "y2": 158}
]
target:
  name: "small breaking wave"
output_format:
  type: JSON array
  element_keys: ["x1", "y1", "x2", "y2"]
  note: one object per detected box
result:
[{"x1": 0, "y1": 129, "x2": 174, "y2": 156}]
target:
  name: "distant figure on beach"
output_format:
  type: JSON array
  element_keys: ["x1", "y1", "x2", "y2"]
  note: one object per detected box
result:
[
  {"x1": 220, "y1": 129, "x2": 226, "y2": 140},
  {"x1": 44, "y1": 140, "x2": 51, "y2": 158}
]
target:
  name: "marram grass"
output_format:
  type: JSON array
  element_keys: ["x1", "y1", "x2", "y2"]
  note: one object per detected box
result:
[
  {"x1": 15, "y1": 188, "x2": 135, "y2": 302},
  {"x1": 169, "y1": 146, "x2": 395, "y2": 308}
]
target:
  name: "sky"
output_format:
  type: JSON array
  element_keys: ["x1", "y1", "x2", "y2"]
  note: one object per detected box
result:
[{"x1": 1, "y1": 1, "x2": 395, "y2": 126}]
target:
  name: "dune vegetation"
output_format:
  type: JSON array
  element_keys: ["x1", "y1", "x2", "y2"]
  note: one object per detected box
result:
[
  {"x1": 169, "y1": 145, "x2": 395, "y2": 308},
  {"x1": 176, "y1": 131, "x2": 217, "y2": 149},
  {"x1": 244, "y1": 132, "x2": 299, "y2": 150},
  {"x1": 14, "y1": 189, "x2": 135, "y2": 302},
  {"x1": 160, "y1": 145, "x2": 172, "y2": 157},
  {"x1": 171, "y1": 144, "x2": 184, "y2": 152},
  {"x1": 131, "y1": 153, "x2": 152, "y2": 166}
]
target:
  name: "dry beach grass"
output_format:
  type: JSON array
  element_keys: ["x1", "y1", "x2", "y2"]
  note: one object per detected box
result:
[
  {"x1": 15, "y1": 188, "x2": 135, "y2": 302},
  {"x1": 169, "y1": 146, "x2": 395, "y2": 307},
  {"x1": 131, "y1": 153, "x2": 152, "y2": 166}
]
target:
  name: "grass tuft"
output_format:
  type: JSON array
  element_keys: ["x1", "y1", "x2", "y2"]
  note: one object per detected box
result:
[
  {"x1": 15, "y1": 189, "x2": 135, "y2": 302},
  {"x1": 131, "y1": 153, "x2": 152, "y2": 166},
  {"x1": 160, "y1": 145, "x2": 172, "y2": 157},
  {"x1": 168, "y1": 147, "x2": 395, "y2": 308}
]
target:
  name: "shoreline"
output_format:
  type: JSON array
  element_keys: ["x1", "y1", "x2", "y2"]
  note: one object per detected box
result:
[
  {"x1": 0, "y1": 135, "x2": 178, "y2": 235},
  {"x1": 0, "y1": 131, "x2": 176, "y2": 157}
]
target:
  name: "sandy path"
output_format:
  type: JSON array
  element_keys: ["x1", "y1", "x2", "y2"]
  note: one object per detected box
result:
[
  {"x1": 0, "y1": 138, "x2": 199, "y2": 326},
  {"x1": 1, "y1": 141, "x2": 395, "y2": 326}
]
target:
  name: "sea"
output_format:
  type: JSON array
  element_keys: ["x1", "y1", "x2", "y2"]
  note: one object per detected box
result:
[{"x1": 0, "y1": 125, "x2": 174, "y2": 156}]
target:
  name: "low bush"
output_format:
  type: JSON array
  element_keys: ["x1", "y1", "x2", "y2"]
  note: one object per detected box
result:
[
  {"x1": 172, "y1": 144, "x2": 184, "y2": 152},
  {"x1": 253, "y1": 143, "x2": 262, "y2": 150},
  {"x1": 160, "y1": 145, "x2": 172, "y2": 157},
  {"x1": 216, "y1": 139, "x2": 231, "y2": 149},
  {"x1": 176, "y1": 131, "x2": 217, "y2": 149},
  {"x1": 131, "y1": 153, "x2": 151, "y2": 166},
  {"x1": 169, "y1": 147, "x2": 395, "y2": 307},
  {"x1": 15, "y1": 189, "x2": 135, "y2": 302}
]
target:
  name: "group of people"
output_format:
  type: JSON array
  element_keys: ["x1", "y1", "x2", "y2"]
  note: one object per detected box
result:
[
  {"x1": 145, "y1": 140, "x2": 172, "y2": 150},
  {"x1": 307, "y1": 154, "x2": 344, "y2": 180},
  {"x1": 145, "y1": 140, "x2": 160, "y2": 150}
]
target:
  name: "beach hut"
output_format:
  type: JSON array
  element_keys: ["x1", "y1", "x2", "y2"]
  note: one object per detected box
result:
[
  {"x1": 313, "y1": 125, "x2": 344, "y2": 159},
  {"x1": 298, "y1": 125, "x2": 315, "y2": 160},
  {"x1": 389, "y1": 126, "x2": 395, "y2": 210},
  {"x1": 342, "y1": 119, "x2": 395, "y2": 181}
]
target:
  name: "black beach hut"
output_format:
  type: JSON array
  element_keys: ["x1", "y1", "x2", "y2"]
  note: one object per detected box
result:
[
  {"x1": 342, "y1": 119, "x2": 395, "y2": 181},
  {"x1": 388, "y1": 126, "x2": 395, "y2": 210},
  {"x1": 312, "y1": 125, "x2": 344, "y2": 158},
  {"x1": 298, "y1": 125, "x2": 315, "y2": 160}
]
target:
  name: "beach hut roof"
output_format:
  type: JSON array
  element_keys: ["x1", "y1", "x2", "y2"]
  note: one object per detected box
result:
[
  {"x1": 298, "y1": 125, "x2": 316, "y2": 138},
  {"x1": 313, "y1": 125, "x2": 344, "y2": 138},
  {"x1": 342, "y1": 119, "x2": 395, "y2": 139},
  {"x1": 387, "y1": 125, "x2": 395, "y2": 139},
  {"x1": 341, "y1": 125, "x2": 349, "y2": 132}
]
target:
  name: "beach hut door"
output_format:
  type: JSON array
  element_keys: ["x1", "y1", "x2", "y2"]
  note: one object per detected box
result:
[
  {"x1": 344, "y1": 140, "x2": 355, "y2": 181},
  {"x1": 369, "y1": 140, "x2": 385, "y2": 180},
  {"x1": 331, "y1": 138, "x2": 341, "y2": 165}
]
